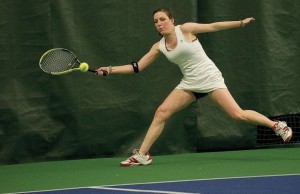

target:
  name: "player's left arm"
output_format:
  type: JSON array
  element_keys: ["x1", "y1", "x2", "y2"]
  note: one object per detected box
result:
[{"x1": 180, "y1": 18, "x2": 255, "y2": 35}]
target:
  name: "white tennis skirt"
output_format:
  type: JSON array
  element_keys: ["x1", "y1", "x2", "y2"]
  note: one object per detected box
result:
[{"x1": 175, "y1": 72, "x2": 227, "y2": 93}]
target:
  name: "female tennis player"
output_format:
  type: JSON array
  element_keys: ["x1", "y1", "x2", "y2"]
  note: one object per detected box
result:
[{"x1": 97, "y1": 7, "x2": 293, "y2": 167}]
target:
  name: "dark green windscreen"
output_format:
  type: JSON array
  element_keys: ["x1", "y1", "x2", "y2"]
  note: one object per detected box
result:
[{"x1": 0, "y1": 0, "x2": 299, "y2": 164}]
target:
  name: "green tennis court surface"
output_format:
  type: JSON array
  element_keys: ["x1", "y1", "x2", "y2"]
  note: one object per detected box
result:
[{"x1": 0, "y1": 147, "x2": 299, "y2": 193}]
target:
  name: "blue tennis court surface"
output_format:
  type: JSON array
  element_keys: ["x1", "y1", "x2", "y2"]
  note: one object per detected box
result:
[{"x1": 21, "y1": 174, "x2": 300, "y2": 194}]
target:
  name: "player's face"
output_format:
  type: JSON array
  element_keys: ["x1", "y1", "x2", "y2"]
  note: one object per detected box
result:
[{"x1": 153, "y1": 11, "x2": 174, "y2": 35}]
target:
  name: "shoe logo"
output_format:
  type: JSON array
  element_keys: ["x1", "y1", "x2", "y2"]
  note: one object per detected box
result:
[{"x1": 283, "y1": 126, "x2": 290, "y2": 132}]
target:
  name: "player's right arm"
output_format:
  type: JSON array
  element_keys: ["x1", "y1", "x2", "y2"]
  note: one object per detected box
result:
[{"x1": 97, "y1": 42, "x2": 160, "y2": 75}]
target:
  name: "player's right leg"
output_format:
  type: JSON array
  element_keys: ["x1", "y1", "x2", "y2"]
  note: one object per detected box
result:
[{"x1": 120, "y1": 89, "x2": 195, "y2": 167}]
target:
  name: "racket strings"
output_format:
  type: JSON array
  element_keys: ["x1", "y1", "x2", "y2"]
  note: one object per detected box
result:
[{"x1": 40, "y1": 49, "x2": 78, "y2": 73}]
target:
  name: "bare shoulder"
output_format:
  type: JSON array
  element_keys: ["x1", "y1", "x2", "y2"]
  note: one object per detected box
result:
[
  {"x1": 151, "y1": 42, "x2": 160, "y2": 52},
  {"x1": 145, "y1": 42, "x2": 161, "y2": 58},
  {"x1": 180, "y1": 23, "x2": 196, "y2": 33},
  {"x1": 180, "y1": 22, "x2": 214, "y2": 34}
]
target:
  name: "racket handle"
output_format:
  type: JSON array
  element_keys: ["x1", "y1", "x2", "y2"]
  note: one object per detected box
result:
[
  {"x1": 88, "y1": 69, "x2": 108, "y2": 76},
  {"x1": 88, "y1": 69, "x2": 97, "y2": 73}
]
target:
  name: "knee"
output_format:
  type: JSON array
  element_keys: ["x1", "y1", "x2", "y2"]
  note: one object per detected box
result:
[
  {"x1": 228, "y1": 110, "x2": 247, "y2": 122},
  {"x1": 154, "y1": 106, "x2": 171, "y2": 121}
]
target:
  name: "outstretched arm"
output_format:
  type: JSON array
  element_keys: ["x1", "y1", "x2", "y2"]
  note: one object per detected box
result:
[
  {"x1": 97, "y1": 42, "x2": 160, "y2": 76},
  {"x1": 180, "y1": 18, "x2": 255, "y2": 35}
]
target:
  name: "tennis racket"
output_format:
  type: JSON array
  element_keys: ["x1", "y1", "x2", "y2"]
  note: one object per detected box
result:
[{"x1": 39, "y1": 48, "x2": 107, "y2": 76}]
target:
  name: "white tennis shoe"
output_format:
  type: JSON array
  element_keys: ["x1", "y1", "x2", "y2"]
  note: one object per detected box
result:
[
  {"x1": 273, "y1": 121, "x2": 293, "y2": 142},
  {"x1": 120, "y1": 149, "x2": 152, "y2": 167}
]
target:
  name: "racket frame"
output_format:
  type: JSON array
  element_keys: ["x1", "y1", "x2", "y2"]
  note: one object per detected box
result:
[{"x1": 39, "y1": 48, "x2": 100, "y2": 75}]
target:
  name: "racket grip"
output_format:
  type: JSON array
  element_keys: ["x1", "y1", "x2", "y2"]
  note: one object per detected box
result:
[
  {"x1": 88, "y1": 69, "x2": 108, "y2": 76},
  {"x1": 88, "y1": 69, "x2": 97, "y2": 73}
]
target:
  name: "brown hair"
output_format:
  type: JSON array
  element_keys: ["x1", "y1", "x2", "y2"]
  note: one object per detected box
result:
[{"x1": 152, "y1": 7, "x2": 174, "y2": 21}]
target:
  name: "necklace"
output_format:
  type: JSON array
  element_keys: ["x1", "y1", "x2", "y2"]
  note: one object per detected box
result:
[{"x1": 165, "y1": 38, "x2": 177, "y2": 51}]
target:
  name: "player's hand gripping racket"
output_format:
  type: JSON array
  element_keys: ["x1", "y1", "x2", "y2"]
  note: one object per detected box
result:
[{"x1": 39, "y1": 48, "x2": 107, "y2": 76}]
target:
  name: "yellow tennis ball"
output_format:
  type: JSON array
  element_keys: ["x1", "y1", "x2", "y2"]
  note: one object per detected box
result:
[{"x1": 79, "y1": 62, "x2": 89, "y2": 72}]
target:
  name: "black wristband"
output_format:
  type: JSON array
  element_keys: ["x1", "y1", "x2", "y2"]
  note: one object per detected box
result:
[{"x1": 131, "y1": 61, "x2": 139, "y2": 73}]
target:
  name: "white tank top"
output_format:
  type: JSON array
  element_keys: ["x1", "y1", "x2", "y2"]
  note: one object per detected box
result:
[{"x1": 159, "y1": 25, "x2": 226, "y2": 93}]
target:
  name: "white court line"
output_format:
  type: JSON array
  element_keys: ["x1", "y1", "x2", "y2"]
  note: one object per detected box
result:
[
  {"x1": 97, "y1": 173, "x2": 300, "y2": 187},
  {"x1": 92, "y1": 186, "x2": 198, "y2": 194},
  {"x1": 11, "y1": 173, "x2": 300, "y2": 194}
]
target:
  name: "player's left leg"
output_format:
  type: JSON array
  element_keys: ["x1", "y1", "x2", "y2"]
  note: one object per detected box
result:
[{"x1": 208, "y1": 88, "x2": 292, "y2": 142}]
